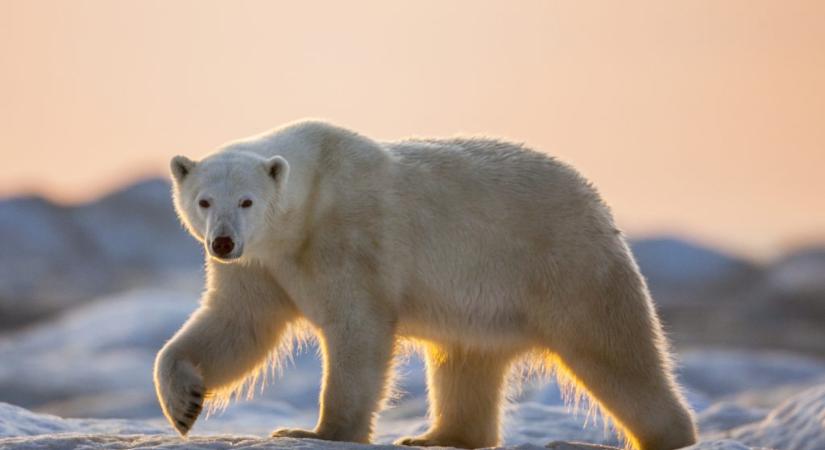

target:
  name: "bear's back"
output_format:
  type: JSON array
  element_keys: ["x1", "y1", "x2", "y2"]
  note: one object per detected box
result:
[
  {"x1": 382, "y1": 137, "x2": 620, "y2": 275},
  {"x1": 384, "y1": 137, "x2": 606, "y2": 222}
]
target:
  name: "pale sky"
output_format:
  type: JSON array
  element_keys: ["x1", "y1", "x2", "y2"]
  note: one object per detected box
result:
[{"x1": 1, "y1": 1, "x2": 823, "y2": 257}]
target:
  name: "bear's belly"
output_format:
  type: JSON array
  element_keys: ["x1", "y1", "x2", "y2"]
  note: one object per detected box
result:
[{"x1": 396, "y1": 298, "x2": 536, "y2": 352}]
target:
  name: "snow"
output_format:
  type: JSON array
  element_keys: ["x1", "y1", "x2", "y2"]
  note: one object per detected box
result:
[
  {"x1": 0, "y1": 288, "x2": 199, "y2": 414},
  {"x1": 726, "y1": 384, "x2": 825, "y2": 450},
  {"x1": 3, "y1": 385, "x2": 825, "y2": 449},
  {"x1": 677, "y1": 350, "x2": 825, "y2": 400},
  {"x1": 0, "y1": 434, "x2": 410, "y2": 450}
]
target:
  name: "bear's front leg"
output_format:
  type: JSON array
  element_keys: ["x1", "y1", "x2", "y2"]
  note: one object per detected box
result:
[
  {"x1": 155, "y1": 263, "x2": 297, "y2": 435},
  {"x1": 272, "y1": 311, "x2": 396, "y2": 443}
]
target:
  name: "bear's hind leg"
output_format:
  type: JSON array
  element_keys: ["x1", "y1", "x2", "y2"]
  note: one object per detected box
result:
[
  {"x1": 549, "y1": 293, "x2": 697, "y2": 450},
  {"x1": 554, "y1": 339, "x2": 696, "y2": 450},
  {"x1": 395, "y1": 345, "x2": 512, "y2": 449}
]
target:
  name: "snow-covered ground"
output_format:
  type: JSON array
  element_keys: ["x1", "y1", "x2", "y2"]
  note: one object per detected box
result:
[{"x1": 2, "y1": 384, "x2": 825, "y2": 449}]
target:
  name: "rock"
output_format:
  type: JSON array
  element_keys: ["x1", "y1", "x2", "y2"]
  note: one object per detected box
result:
[
  {"x1": 628, "y1": 239, "x2": 825, "y2": 358},
  {"x1": 630, "y1": 237, "x2": 758, "y2": 301},
  {"x1": 70, "y1": 178, "x2": 202, "y2": 269},
  {"x1": 765, "y1": 247, "x2": 825, "y2": 316},
  {"x1": 706, "y1": 249, "x2": 825, "y2": 357},
  {"x1": 0, "y1": 196, "x2": 115, "y2": 326},
  {"x1": 0, "y1": 179, "x2": 202, "y2": 331}
]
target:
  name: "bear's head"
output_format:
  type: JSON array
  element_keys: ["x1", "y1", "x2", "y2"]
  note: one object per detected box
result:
[{"x1": 170, "y1": 151, "x2": 289, "y2": 262}]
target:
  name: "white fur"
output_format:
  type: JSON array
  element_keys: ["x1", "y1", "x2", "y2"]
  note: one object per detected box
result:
[{"x1": 155, "y1": 121, "x2": 698, "y2": 450}]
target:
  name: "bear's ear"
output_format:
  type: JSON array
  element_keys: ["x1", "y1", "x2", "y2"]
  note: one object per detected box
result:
[
  {"x1": 266, "y1": 156, "x2": 290, "y2": 187},
  {"x1": 170, "y1": 156, "x2": 196, "y2": 183}
]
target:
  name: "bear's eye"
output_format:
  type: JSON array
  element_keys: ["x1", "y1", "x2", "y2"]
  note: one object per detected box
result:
[
  {"x1": 198, "y1": 199, "x2": 210, "y2": 209},
  {"x1": 240, "y1": 199, "x2": 253, "y2": 208}
]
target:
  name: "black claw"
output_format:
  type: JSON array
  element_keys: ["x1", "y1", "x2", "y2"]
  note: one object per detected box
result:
[
  {"x1": 176, "y1": 419, "x2": 188, "y2": 429},
  {"x1": 190, "y1": 390, "x2": 203, "y2": 398},
  {"x1": 189, "y1": 402, "x2": 202, "y2": 410}
]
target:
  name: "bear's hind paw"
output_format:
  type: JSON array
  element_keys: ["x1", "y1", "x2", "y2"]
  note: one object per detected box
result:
[
  {"x1": 395, "y1": 435, "x2": 473, "y2": 448},
  {"x1": 271, "y1": 428, "x2": 322, "y2": 440}
]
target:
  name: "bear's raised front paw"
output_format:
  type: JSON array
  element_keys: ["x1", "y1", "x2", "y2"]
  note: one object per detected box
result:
[
  {"x1": 168, "y1": 384, "x2": 205, "y2": 435},
  {"x1": 155, "y1": 358, "x2": 206, "y2": 436},
  {"x1": 271, "y1": 428, "x2": 322, "y2": 440}
]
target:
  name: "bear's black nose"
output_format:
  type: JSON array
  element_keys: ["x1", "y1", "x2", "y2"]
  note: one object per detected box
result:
[{"x1": 211, "y1": 236, "x2": 235, "y2": 257}]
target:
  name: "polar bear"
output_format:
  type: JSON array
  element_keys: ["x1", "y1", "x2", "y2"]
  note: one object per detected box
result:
[{"x1": 154, "y1": 120, "x2": 697, "y2": 450}]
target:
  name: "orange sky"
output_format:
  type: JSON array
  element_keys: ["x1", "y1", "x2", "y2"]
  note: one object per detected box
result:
[{"x1": 1, "y1": 1, "x2": 823, "y2": 258}]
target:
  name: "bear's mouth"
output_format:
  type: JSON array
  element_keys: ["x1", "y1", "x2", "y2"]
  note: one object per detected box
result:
[{"x1": 209, "y1": 252, "x2": 242, "y2": 263}]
